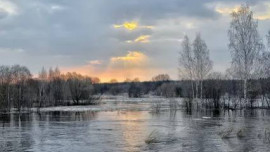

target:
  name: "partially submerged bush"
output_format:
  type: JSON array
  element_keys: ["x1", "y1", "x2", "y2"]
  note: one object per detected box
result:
[
  {"x1": 145, "y1": 130, "x2": 159, "y2": 144},
  {"x1": 151, "y1": 101, "x2": 162, "y2": 113},
  {"x1": 237, "y1": 128, "x2": 246, "y2": 138},
  {"x1": 219, "y1": 127, "x2": 233, "y2": 139},
  {"x1": 264, "y1": 127, "x2": 270, "y2": 143}
]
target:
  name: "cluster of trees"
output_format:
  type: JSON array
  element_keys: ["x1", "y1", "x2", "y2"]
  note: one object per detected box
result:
[
  {"x1": 0, "y1": 66, "x2": 98, "y2": 112},
  {"x1": 178, "y1": 4, "x2": 270, "y2": 110},
  {"x1": 96, "y1": 77, "x2": 270, "y2": 109},
  {"x1": 95, "y1": 80, "x2": 181, "y2": 98},
  {"x1": 179, "y1": 34, "x2": 212, "y2": 100}
]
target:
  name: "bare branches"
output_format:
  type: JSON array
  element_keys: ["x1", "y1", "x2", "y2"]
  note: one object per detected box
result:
[
  {"x1": 179, "y1": 34, "x2": 212, "y2": 99},
  {"x1": 228, "y1": 4, "x2": 264, "y2": 100}
]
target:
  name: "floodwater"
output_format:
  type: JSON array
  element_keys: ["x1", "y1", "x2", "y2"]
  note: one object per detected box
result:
[{"x1": 1, "y1": 102, "x2": 270, "y2": 152}]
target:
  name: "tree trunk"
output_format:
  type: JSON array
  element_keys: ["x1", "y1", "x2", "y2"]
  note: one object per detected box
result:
[
  {"x1": 191, "y1": 81, "x2": 195, "y2": 99},
  {"x1": 200, "y1": 80, "x2": 203, "y2": 100},
  {"x1": 195, "y1": 81, "x2": 199, "y2": 98},
  {"x1": 7, "y1": 86, "x2": 10, "y2": 112},
  {"x1": 244, "y1": 79, "x2": 247, "y2": 103}
]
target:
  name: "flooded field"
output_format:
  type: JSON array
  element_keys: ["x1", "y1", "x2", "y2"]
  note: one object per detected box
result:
[{"x1": 1, "y1": 102, "x2": 270, "y2": 152}]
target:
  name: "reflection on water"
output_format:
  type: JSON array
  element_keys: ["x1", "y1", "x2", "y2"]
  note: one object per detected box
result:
[{"x1": 1, "y1": 108, "x2": 270, "y2": 152}]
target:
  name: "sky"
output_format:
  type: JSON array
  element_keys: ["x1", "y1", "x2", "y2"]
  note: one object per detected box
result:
[{"x1": 0, "y1": 0, "x2": 270, "y2": 82}]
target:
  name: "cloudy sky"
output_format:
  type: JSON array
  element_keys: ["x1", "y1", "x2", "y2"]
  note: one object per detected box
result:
[{"x1": 0, "y1": 0, "x2": 270, "y2": 82}]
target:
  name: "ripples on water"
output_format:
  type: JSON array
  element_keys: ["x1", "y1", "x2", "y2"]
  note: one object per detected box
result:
[{"x1": 1, "y1": 104, "x2": 270, "y2": 152}]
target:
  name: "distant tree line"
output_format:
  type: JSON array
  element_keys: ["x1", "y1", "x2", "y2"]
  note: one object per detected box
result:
[
  {"x1": 0, "y1": 65, "x2": 99, "y2": 113},
  {"x1": 1, "y1": 64, "x2": 270, "y2": 113},
  {"x1": 95, "y1": 77, "x2": 270, "y2": 109}
]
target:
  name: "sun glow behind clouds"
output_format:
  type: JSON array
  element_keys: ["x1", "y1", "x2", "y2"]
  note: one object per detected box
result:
[
  {"x1": 114, "y1": 21, "x2": 138, "y2": 30},
  {"x1": 254, "y1": 3, "x2": 270, "y2": 20},
  {"x1": 61, "y1": 51, "x2": 162, "y2": 82},
  {"x1": 111, "y1": 51, "x2": 147, "y2": 63},
  {"x1": 0, "y1": 0, "x2": 18, "y2": 15},
  {"x1": 212, "y1": 2, "x2": 270, "y2": 20},
  {"x1": 114, "y1": 21, "x2": 154, "y2": 30},
  {"x1": 126, "y1": 35, "x2": 151, "y2": 43},
  {"x1": 215, "y1": 6, "x2": 240, "y2": 15},
  {"x1": 89, "y1": 60, "x2": 102, "y2": 65},
  {"x1": 134, "y1": 35, "x2": 150, "y2": 43}
]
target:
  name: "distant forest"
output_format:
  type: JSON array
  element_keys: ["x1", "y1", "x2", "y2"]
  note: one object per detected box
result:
[{"x1": 1, "y1": 4, "x2": 270, "y2": 112}]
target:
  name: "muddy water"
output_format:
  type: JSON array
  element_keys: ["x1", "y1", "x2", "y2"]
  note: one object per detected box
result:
[{"x1": 1, "y1": 105, "x2": 270, "y2": 152}]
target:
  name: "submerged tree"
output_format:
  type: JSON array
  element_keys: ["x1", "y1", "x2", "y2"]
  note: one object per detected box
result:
[
  {"x1": 11, "y1": 65, "x2": 32, "y2": 112},
  {"x1": 193, "y1": 33, "x2": 213, "y2": 100},
  {"x1": 66, "y1": 72, "x2": 93, "y2": 105},
  {"x1": 228, "y1": 4, "x2": 263, "y2": 101}
]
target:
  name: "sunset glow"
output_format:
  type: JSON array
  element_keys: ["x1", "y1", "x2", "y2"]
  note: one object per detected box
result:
[
  {"x1": 134, "y1": 35, "x2": 150, "y2": 43},
  {"x1": 114, "y1": 21, "x2": 153, "y2": 30},
  {"x1": 114, "y1": 21, "x2": 138, "y2": 30},
  {"x1": 215, "y1": 6, "x2": 241, "y2": 15},
  {"x1": 60, "y1": 51, "x2": 165, "y2": 82}
]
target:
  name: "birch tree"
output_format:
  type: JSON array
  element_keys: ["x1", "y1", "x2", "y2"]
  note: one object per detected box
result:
[
  {"x1": 267, "y1": 30, "x2": 270, "y2": 50},
  {"x1": 228, "y1": 4, "x2": 263, "y2": 101},
  {"x1": 193, "y1": 33, "x2": 212, "y2": 100},
  {"x1": 257, "y1": 30, "x2": 270, "y2": 78},
  {"x1": 179, "y1": 35, "x2": 195, "y2": 98}
]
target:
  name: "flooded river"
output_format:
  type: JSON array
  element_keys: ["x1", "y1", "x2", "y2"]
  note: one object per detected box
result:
[{"x1": 1, "y1": 102, "x2": 270, "y2": 152}]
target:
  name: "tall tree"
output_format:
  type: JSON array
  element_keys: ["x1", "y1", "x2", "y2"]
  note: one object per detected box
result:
[
  {"x1": 38, "y1": 67, "x2": 48, "y2": 107},
  {"x1": 267, "y1": 30, "x2": 270, "y2": 50},
  {"x1": 11, "y1": 65, "x2": 32, "y2": 112},
  {"x1": 179, "y1": 35, "x2": 195, "y2": 98},
  {"x1": 228, "y1": 4, "x2": 263, "y2": 100},
  {"x1": 257, "y1": 30, "x2": 270, "y2": 78},
  {"x1": 193, "y1": 33, "x2": 213, "y2": 99}
]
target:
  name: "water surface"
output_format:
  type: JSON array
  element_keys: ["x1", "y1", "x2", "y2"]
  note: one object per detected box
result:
[{"x1": 1, "y1": 103, "x2": 270, "y2": 152}]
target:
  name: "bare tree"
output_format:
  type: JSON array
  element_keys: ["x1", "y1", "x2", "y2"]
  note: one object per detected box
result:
[
  {"x1": 91, "y1": 77, "x2": 100, "y2": 84},
  {"x1": 133, "y1": 78, "x2": 140, "y2": 82},
  {"x1": 38, "y1": 67, "x2": 48, "y2": 108},
  {"x1": 11, "y1": 65, "x2": 32, "y2": 112},
  {"x1": 228, "y1": 4, "x2": 263, "y2": 101},
  {"x1": 179, "y1": 35, "x2": 195, "y2": 98},
  {"x1": 110, "y1": 79, "x2": 118, "y2": 83},
  {"x1": 66, "y1": 72, "x2": 93, "y2": 105},
  {"x1": 0, "y1": 66, "x2": 12, "y2": 111},
  {"x1": 267, "y1": 30, "x2": 270, "y2": 50},
  {"x1": 255, "y1": 30, "x2": 270, "y2": 78},
  {"x1": 152, "y1": 74, "x2": 170, "y2": 82},
  {"x1": 193, "y1": 33, "x2": 213, "y2": 100}
]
